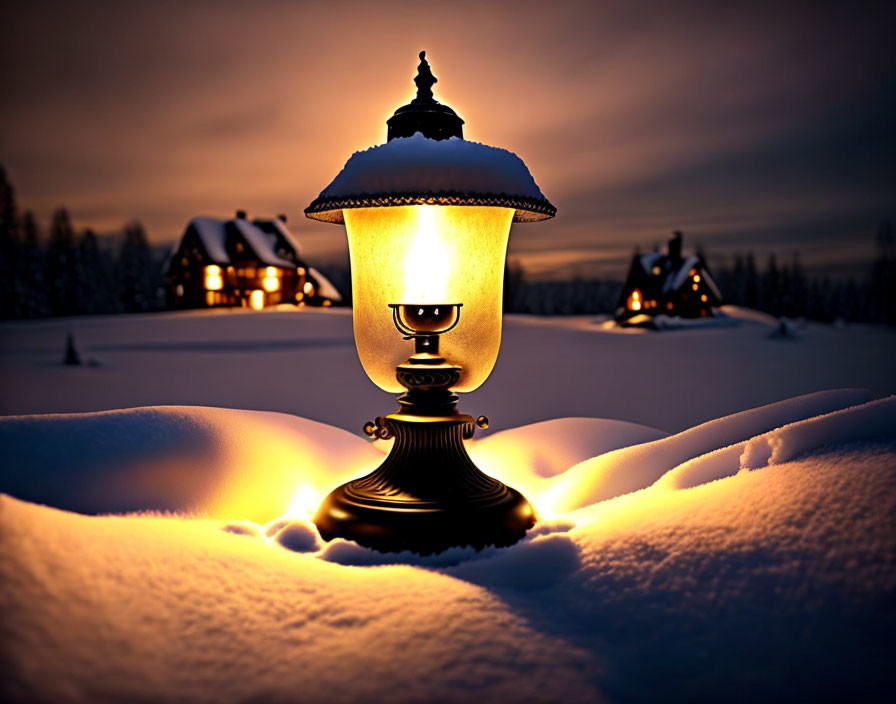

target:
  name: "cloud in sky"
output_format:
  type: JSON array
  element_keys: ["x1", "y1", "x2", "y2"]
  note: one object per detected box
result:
[{"x1": 1, "y1": 0, "x2": 893, "y2": 278}]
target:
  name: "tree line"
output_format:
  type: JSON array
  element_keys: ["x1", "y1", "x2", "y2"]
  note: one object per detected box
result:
[
  {"x1": 712, "y1": 233, "x2": 894, "y2": 325},
  {"x1": 0, "y1": 165, "x2": 162, "y2": 319},
  {"x1": 503, "y1": 225, "x2": 895, "y2": 326},
  {"x1": 2, "y1": 163, "x2": 893, "y2": 325}
]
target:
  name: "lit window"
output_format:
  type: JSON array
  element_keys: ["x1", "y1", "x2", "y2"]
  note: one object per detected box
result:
[
  {"x1": 249, "y1": 290, "x2": 265, "y2": 310},
  {"x1": 666, "y1": 302, "x2": 674, "y2": 310},
  {"x1": 262, "y1": 266, "x2": 280, "y2": 292},
  {"x1": 689, "y1": 269, "x2": 697, "y2": 277},
  {"x1": 652, "y1": 266, "x2": 661, "y2": 276},
  {"x1": 175, "y1": 284, "x2": 184, "y2": 297},
  {"x1": 296, "y1": 267, "x2": 306, "y2": 276},
  {"x1": 322, "y1": 299, "x2": 332, "y2": 307},
  {"x1": 205, "y1": 291, "x2": 215, "y2": 306},
  {"x1": 701, "y1": 294, "x2": 708, "y2": 302},
  {"x1": 627, "y1": 289, "x2": 642, "y2": 311},
  {"x1": 295, "y1": 292, "x2": 304, "y2": 302},
  {"x1": 693, "y1": 274, "x2": 701, "y2": 283},
  {"x1": 692, "y1": 283, "x2": 699, "y2": 291},
  {"x1": 303, "y1": 281, "x2": 315, "y2": 296},
  {"x1": 204, "y1": 265, "x2": 223, "y2": 291}
]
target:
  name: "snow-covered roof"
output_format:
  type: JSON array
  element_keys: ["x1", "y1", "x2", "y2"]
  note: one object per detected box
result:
[
  {"x1": 307, "y1": 267, "x2": 342, "y2": 302},
  {"x1": 258, "y1": 218, "x2": 303, "y2": 258},
  {"x1": 639, "y1": 252, "x2": 664, "y2": 273},
  {"x1": 190, "y1": 217, "x2": 230, "y2": 264},
  {"x1": 183, "y1": 216, "x2": 297, "y2": 268},
  {"x1": 305, "y1": 133, "x2": 555, "y2": 224},
  {"x1": 660, "y1": 255, "x2": 722, "y2": 299},
  {"x1": 231, "y1": 218, "x2": 295, "y2": 268},
  {"x1": 664, "y1": 255, "x2": 701, "y2": 293}
]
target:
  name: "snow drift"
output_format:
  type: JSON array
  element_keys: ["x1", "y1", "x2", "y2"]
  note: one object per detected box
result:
[{"x1": 1, "y1": 391, "x2": 895, "y2": 702}]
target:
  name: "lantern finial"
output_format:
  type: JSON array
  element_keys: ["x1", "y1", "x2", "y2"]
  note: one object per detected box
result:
[
  {"x1": 414, "y1": 50, "x2": 437, "y2": 102},
  {"x1": 386, "y1": 51, "x2": 464, "y2": 142}
]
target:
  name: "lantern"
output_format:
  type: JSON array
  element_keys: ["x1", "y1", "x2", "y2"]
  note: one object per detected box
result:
[{"x1": 305, "y1": 52, "x2": 555, "y2": 553}]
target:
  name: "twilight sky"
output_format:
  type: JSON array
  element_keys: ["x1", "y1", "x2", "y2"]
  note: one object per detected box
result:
[{"x1": 1, "y1": 0, "x2": 893, "y2": 279}]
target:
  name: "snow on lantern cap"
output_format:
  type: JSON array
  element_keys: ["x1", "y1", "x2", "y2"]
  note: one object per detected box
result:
[{"x1": 304, "y1": 52, "x2": 556, "y2": 225}]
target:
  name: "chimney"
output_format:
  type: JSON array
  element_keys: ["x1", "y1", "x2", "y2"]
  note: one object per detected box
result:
[
  {"x1": 277, "y1": 214, "x2": 288, "y2": 223},
  {"x1": 669, "y1": 231, "x2": 683, "y2": 265},
  {"x1": 236, "y1": 210, "x2": 247, "y2": 220}
]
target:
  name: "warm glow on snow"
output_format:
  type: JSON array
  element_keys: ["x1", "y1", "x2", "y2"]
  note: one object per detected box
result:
[
  {"x1": 285, "y1": 483, "x2": 321, "y2": 520},
  {"x1": 195, "y1": 410, "x2": 381, "y2": 523}
]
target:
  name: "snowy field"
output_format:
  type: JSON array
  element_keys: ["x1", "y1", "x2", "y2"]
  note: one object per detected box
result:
[
  {"x1": 1, "y1": 308, "x2": 895, "y2": 703},
  {"x1": 1, "y1": 305, "x2": 895, "y2": 432}
]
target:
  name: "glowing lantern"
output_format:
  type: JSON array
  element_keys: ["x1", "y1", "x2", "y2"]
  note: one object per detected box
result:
[
  {"x1": 304, "y1": 51, "x2": 555, "y2": 553},
  {"x1": 344, "y1": 204, "x2": 513, "y2": 392},
  {"x1": 204, "y1": 265, "x2": 223, "y2": 291}
]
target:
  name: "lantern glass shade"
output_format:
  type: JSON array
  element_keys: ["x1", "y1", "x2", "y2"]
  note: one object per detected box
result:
[{"x1": 344, "y1": 204, "x2": 514, "y2": 393}]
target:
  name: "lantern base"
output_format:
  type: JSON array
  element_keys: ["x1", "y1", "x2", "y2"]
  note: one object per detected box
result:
[{"x1": 313, "y1": 413, "x2": 535, "y2": 554}]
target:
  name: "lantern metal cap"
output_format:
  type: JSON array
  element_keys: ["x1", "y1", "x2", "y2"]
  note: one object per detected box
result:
[
  {"x1": 304, "y1": 51, "x2": 556, "y2": 225},
  {"x1": 304, "y1": 135, "x2": 556, "y2": 224}
]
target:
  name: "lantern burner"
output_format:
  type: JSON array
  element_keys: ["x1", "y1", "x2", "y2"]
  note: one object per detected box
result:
[
  {"x1": 390, "y1": 302, "x2": 461, "y2": 358},
  {"x1": 312, "y1": 303, "x2": 536, "y2": 554}
]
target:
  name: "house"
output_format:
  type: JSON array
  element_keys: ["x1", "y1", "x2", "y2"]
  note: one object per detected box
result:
[
  {"x1": 615, "y1": 231, "x2": 722, "y2": 324},
  {"x1": 164, "y1": 211, "x2": 342, "y2": 310}
]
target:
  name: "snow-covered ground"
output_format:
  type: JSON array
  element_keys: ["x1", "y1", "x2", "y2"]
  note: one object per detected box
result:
[
  {"x1": 1, "y1": 306, "x2": 894, "y2": 433},
  {"x1": 1, "y1": 308, "x2": 895, "y2": 703}
]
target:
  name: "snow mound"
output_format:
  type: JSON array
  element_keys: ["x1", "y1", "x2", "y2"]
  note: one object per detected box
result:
[
  {"x1": 272, "y1": 520, "x2": 322, "y2": 552},
  {"x1": 740, "y1": 394, "x2": 896, "y2": 469},
  {"x1": 538, "y1": 389, "x2": 873, "y2": 515},
  {"x1": 658, "y1": 394, "x2": 896, "y2": 490},
  {"x1": 3, "y1": 437, "x2": 894, "y2": 702},
  {"x1": 0, "y1": 406, "x2": 382, "y2": 522},
  {"x1": 221, "y1": 520, "x2": 264, "y2": 538},
  {"x1": 470, "y1": 417, "x2": 666, "y2": 480},
  {"x1": 319, "y1": 519, "x2": 576, "y2": 569},
  {"x1": 312, "y1": 133, "x2": 548, "y2": 204}
]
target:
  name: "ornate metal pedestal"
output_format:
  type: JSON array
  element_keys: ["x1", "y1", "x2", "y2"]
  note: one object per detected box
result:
[{"x1": 313, "y1": 309, "x2": 536, "y2": 554}]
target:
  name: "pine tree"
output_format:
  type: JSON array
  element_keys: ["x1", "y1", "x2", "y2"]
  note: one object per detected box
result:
[
  {"x1": 46, "y1": 208, "x2": 78, "y2": 316},
  {"x1": 870, "y1": 221, "x2": 895, "y2": 325},
  {"x1": 791, "y1": 252, "x2": 808, "y2": 318},
  {"x1": 117, "y1": 221, "x2": 155, "y2": 312},
  {"x1": 744, "y1": 252, "x2": 759, "y2": 309},
  {"x1": 762, "y1": 253, "x2": 781, "y2": 316},
  {"x1": 18, "y1": 211, "x2": 45, "y2": 317},
  {"x1": 0, "y1": 165, "x2": 20, "y2": 318},
  {"x1": 75, "y1": 228, "x2": 107, "y2": 315}
]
